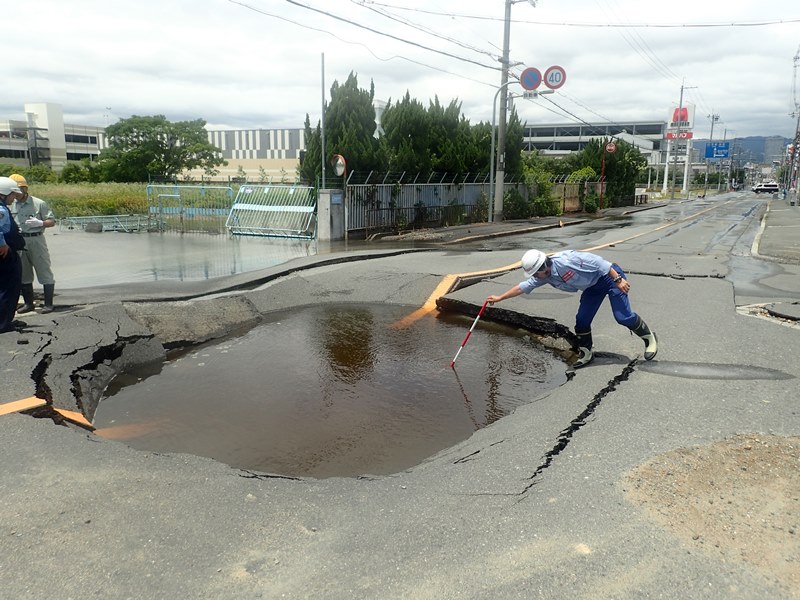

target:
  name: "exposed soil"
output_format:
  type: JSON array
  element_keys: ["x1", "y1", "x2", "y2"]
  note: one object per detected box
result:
[{"x1": 624, "y1": 433, "x2": 800, "y2": 596}]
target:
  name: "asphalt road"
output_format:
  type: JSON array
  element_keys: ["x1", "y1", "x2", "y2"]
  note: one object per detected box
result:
[{"x1": 1, "y1": 192, "x2": 799, "y2": 599}]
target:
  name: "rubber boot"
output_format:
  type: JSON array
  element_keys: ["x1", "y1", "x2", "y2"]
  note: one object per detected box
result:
[
  {"x1": 18, "y1": 284, "x2": 35, "y2": 314},
  {"x1": 631, "y1": 317, "x2": 658, "y2": 360},
  {"x1": 41, "y1": 284, "x2": 55, "y2": 314},
  {"x1": 573, "y1": 329, "x2": 594, "y2": 368}
]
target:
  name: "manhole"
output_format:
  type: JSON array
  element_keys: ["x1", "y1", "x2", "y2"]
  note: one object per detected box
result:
[{"x1": 94, "y1": 304, "x2": 566, "y2": 478}]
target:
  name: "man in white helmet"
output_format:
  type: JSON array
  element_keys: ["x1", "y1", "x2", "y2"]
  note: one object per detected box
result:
[
  {"x1": 9, "y1": 174, "x2": 57, "y2": 313},
  {"x1": 0, "y1": 176, "x2": 25, "y2": 333},
  {"x1": 487, "y1": 249, "x2": 657, "y2": 368}
]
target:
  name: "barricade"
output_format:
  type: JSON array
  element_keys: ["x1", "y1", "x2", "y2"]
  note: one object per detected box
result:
[{"x1": 225, "y1": 184, "x2": 316, "y2": 239}]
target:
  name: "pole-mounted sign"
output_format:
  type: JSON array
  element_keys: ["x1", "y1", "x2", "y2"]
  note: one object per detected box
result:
[
  {"x1": 543, "y1": 65, "x2": 567, "y2": 90},
  {"x1": 519, "y1": 67, "x2": 542, "y2": 91}
]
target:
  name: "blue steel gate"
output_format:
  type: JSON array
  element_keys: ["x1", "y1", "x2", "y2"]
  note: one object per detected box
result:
[
  {"x1": 146, "y1": 185, "x2": 234, "y2": 233},
  {"x1": 225, "y1": 184, "x2": 316, "y2": 239}
]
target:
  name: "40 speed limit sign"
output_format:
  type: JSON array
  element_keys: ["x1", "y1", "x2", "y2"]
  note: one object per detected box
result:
[{"x1": 543, "y1": 65, "x2": 566, "y2": 90}]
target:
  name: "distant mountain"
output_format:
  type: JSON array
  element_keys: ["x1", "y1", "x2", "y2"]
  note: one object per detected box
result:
[{"x1": 693, "y1": 136, "x2": 791, "y2": 164}]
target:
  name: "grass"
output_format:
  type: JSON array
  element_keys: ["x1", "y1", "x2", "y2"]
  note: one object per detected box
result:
[{"x1": 31, "y1": 183, "x2": 149, "y2": 217}]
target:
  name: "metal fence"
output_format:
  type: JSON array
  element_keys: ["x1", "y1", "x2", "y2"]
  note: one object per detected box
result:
[
  {"x1": 346, "y1": 181, "x2": 521, "y2": 235},
  {"x1": 226, "y1": 184, "x2": 316, "y2": 239},
  {"x1": 146, "y1": 185, "x2": 234, "y2": 233}
]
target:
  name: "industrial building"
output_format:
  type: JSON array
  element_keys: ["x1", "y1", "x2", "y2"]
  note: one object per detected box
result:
[{"x1": 0, "y1": 102, "x2": 304, "y2": 182}]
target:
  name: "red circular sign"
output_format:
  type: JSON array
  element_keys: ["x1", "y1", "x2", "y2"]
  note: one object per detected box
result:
[
  {"x1": 520, "y1": 67, "x2": 543, "y2": 91},
  {"x1": 605, "y1": 142, "x2": 617, "y2": 153},
  {"x1": 543, "y1": 65, "x2": 567, "y2": 90}
]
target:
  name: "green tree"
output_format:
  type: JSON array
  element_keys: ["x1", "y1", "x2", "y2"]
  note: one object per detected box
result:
[
  {"x1": 300, "y1": 73, "x2": 384, "y2": 184},
  {"x1": 99, "y1": 115, "x2": 226, "y2": 182},
  {"x1": 382, "y1": 92, "x2": 431, "y2": 173},
  {"x1": 503, "y1": 107, "x2": 525, "y2": 177},
  {"x1": 577, "y1": 138, "x2": 646, "y2": 206}
]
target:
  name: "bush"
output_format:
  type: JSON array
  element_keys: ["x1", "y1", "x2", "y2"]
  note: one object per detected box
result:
[
  {"x1": 0, "y1": 163, "x2": 58, "y2": 183},
  {"x1": 502, "y1": 188, "x2": 532, "y2": 220},
  {"x1": 583, "y1": 192, "x2": 599, "y2": 214},
  {"x1": 532, "y1": 195, "x2": 561, "y2": 217},
  {"x1": 472, "y1": 192, "x2": 489, "y2": 223}
]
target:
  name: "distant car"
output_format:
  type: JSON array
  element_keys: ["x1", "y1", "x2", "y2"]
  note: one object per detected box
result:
[{"x1": 752, "y1": 182, "x2": 780, "y2": 194}]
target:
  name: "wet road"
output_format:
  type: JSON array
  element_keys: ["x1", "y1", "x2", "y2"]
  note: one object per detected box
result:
[
  {"x1": 48, "y1": 193, "x2": 772, "y2": 296},
  {"x1": 3, "y1": 192, "x2": 800, "y2": 599}
]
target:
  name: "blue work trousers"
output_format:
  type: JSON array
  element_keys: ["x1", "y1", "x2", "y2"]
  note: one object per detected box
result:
[
  {"x1": 575, "y1": 264, "x2": 638, "y2": 333},
  {"x1": 0, "y1": 253, "x2": 22, "y2": 332}
]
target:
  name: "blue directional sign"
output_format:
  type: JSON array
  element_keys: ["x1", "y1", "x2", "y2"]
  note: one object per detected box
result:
[{"x1": 705, "y1": 142, "x2": 730, "y2": 159}]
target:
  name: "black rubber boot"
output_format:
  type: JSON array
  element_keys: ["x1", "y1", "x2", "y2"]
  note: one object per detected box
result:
[
  {"x1": 574, "y1": 329, "x2": 594, "y2": 368},
  {"x1": 631, "y1": 317, "x2": 658, "y2": 360},
  {"x1": 18, "y1": 284, "x2": 35, "y2": 314},
  {"x1": 41, "y1": 284, "x2": 55, "y2": 314}
]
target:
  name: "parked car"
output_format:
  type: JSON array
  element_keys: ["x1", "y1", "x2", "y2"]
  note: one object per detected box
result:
[{"x1": 752, "y1": 182, "x2": 780, "y2": 194}]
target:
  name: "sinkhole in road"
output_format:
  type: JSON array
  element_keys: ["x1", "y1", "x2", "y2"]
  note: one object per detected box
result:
[{"x1": 94, "y1": 304, "x2": 566, "y2": 478}]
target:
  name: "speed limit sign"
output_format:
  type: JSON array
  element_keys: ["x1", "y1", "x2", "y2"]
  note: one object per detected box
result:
[
  {"x1": 605, "y1": 142, "x2": 617, "y2": 153},
  {"x1": 543, "y1": 65, "x2": 567, "y2": 90}
]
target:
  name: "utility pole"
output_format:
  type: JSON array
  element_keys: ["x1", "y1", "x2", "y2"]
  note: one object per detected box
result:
[
  {"x1": 493, "y1": 0, "x2": 536, "y2": 222},
  {"x1": 703, "y1": 112, "x2": 719, "y2": 196},
  {"x1": 670, "y1": 82, "x2": 696, "y2": 201}
]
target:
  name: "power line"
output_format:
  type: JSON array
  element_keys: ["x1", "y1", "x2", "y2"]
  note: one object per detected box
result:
[
  {"x1": 278, "y1": 0, "x2": 498, "y2": 70},
  {"x1": 357, "y1": 4, "x2": 800, "y2": 28},
  {"x1": 348, "y1": 0, "x2": 499, "y2": 63},
  {"x1": 228, "y1": 1, "x2": 498, "y2": 91}
]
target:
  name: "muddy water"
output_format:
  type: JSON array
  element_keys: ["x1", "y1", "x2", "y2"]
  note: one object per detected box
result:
[{"x1": 94, "y1": 304, "x2": 565, "y2": 478}]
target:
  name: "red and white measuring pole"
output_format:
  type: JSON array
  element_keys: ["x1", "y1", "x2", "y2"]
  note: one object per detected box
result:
[{"x1": 449, "y1": 300, "x2": 489, "y2": 369}]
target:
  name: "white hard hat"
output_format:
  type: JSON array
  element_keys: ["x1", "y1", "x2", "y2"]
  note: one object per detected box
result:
[
  {"x1": 521, "y1": 249, "x2": 547, "y2": 276},
  {"x1": 0, "y1": 176, "x2": 22, "y2": 196}
]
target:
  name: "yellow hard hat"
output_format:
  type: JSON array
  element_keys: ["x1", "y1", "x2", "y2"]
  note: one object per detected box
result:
[{"x1": 9, "y1": 173, "x2": 28, "y2": 188}]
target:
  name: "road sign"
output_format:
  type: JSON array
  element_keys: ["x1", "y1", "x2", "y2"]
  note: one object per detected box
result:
[
  {"x1": 704, "y1": 141, "x2": 730, "y2": 159},
  {"x1": 543, "y1": 65, "x2": 567, "y2": 90},
  {"x1": 605, "y1": 142, "x2": 617, "y2": 153},
  {"x1": 520, "y1": 68, "x2": 542, "y2": 91}
]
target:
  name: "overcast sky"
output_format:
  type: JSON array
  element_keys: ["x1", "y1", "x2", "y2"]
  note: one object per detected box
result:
[{"x1": 7, "y1": 0, "x2": 799, "y2": 140}]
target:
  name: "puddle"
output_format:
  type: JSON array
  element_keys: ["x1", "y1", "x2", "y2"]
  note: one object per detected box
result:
[{"x1": 94, "y1": 304, "x2": 566, "y2": 478}]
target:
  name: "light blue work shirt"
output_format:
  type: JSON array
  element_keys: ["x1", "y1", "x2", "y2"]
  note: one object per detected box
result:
[
  {"x1": 519, "y1": 250, "x2": 613, "y2": 294},
  {"x1": 0, "y1": 203, "x2": 11, "y2": 247}
]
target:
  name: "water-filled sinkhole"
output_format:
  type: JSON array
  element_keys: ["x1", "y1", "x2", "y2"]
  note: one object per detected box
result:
[{"x1": 94, "y1": 304, "x2": 566, "y2": 478}]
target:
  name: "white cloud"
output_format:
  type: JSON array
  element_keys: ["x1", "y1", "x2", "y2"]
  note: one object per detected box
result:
[{"x1": 4, "y1": 0, "x2": 799, "y2": 140}]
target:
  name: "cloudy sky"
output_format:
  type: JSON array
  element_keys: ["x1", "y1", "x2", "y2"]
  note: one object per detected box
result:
[{"x1": 7, "y1": 0, "x2": 799, "y2": 140}]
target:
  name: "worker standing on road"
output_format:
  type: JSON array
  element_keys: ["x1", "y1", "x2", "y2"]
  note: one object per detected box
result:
[
  {"x1": 487, "y1": 249, "x2": 658, "y2": 368},
  {"x1": 9, "y1": 174, "x2": 57, "y2": 314},
  {"x1": 0, "y1": 177, "x2": 25, "y2": 333}
]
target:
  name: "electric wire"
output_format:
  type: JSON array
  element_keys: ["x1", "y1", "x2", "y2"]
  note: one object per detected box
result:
[
  {"x1": 357, "y1": 3, "x2": 800, "y2": 28},
  {"x1": 279, "y1": 0, "x2": 499, "y2": 70},
  {"x1": 348, "y1": 0, "x2": 499, "y2": 63},
  {"x1": 229, "y1": 0, "x2": 791, "y2": 139},
  {"x1": 227, "y1": 0, "x2": 498, "y2": 90}
]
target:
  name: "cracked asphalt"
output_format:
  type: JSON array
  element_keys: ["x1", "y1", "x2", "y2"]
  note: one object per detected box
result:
[{"x1": 1, "y1": 192, "x2": 799, "y2": 599}]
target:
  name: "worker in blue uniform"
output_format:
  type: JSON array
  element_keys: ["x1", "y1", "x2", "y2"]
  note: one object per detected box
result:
[
  {"x1": 0, "y1": 176, "x2": 25, "y2": 333},
  {"x1": 487, "y1": 249, "x2": 658, "y2": 368}
]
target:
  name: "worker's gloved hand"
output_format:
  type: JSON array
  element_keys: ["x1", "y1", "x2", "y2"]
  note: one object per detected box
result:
[{"x1": 25, "y1": 217, "x2": 44, "y2": 228}]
